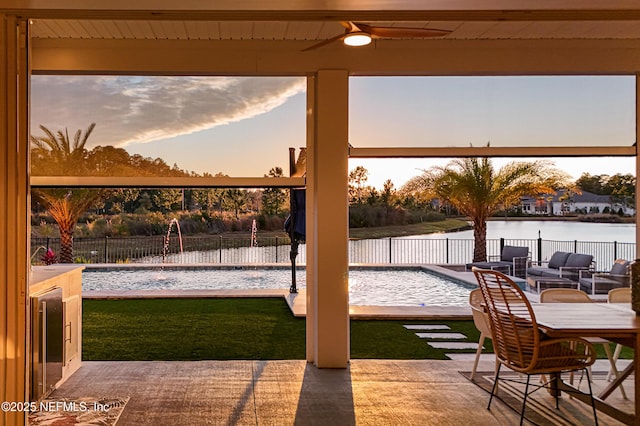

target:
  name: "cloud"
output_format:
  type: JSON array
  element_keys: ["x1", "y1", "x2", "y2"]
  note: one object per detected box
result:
[{"x1": 30, "y1": 76, "x2": 306, "y2": 147}]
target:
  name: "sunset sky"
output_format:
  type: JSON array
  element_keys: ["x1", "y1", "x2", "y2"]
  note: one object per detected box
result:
[{"x1": 31, "y1": 75, "x2": 636, "y2": 188}]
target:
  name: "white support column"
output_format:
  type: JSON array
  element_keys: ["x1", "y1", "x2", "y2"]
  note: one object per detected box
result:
[
  {"x1": 305, "y1": 75, "x2": 316, "y2": 363},
  {"x1": 307, "y1": 70, "x2": 350, "y2": 368},
  {"x1": 0, "y1": 14, "x2": 29, "y2": 426}
]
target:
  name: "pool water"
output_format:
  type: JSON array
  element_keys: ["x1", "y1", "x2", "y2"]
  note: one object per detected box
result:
[{"x1": 82, "y1": 267, "x2": 474, "y2": 307}]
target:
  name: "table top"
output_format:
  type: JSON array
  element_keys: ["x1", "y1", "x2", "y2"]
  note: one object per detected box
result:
[{"x1": 532, "y1": 303, "x2": 640, "y2": 338}]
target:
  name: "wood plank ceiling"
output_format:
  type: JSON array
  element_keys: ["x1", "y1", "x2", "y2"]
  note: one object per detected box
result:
[{"x1": 30, "y1": 19, "x2": 640, "y2": 41}]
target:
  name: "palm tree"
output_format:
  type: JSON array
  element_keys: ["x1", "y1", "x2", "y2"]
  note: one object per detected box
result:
[
  {"x1": 31, "y1": 123, "x2": 95, "y2": 175},
  {"x1": 408, "y1": 157, "x2": 570, "y2": 262},
  {"x1": 34, "y1": 189, "x2": 105, "y2": 263},
  {"x1": 31, "y1": 123, "x2": 106, "y2": 263}
]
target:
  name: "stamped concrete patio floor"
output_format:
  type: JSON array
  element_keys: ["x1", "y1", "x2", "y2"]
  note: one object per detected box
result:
[{"x1": 50, "y1": 357, "x2": 629, "y2": 425}]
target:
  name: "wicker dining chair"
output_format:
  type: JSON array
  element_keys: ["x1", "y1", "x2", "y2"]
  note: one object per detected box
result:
[
  {"x1": 469, "y1": 288, "x2": 498, "y2": 381},
  {"x1": 608, "y1": 287, "x2": 632, "y2": 380},
  {"x1": 472, "y1": 268, "x2": 598, "y2": 426},
  {"x1": 608, "y1": 287, "x2": 631, "y2": 303}
]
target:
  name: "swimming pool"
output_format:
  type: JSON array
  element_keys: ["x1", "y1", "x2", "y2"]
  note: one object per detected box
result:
[{"x1": 82, "y1": 266, "x2": 474, "y2": 307}]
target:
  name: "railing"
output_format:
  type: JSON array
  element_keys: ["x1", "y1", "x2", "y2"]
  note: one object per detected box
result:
[{"x1": 30, "y1": 235, "x2": 636, "y2": 270}]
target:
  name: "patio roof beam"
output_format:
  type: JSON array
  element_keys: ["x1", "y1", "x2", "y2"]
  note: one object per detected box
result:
[
  {"x1": 31, "y1": 38, "x2": 640, "y2": 76},
  {"x1": 30, "y1": 176, "x2": 306, "y2": 188},
  {"x1": 4, "y1": 1, "x2": 640, "y2": 21},
  {"x1": 349, "y1": 146, "x2": 636, "y2": 158}
]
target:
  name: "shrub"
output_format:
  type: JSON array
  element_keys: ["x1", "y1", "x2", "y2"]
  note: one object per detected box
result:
[{"x1": 420, "y1": 211, "x2": 446, "y2": 222}]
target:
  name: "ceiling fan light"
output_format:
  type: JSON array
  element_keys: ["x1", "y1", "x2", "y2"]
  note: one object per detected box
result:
[{"x1": 343, "y1": 32, "x2": 372, "y2": 47}]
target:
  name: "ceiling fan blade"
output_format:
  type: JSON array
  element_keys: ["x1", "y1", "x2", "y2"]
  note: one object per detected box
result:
[
  {"x1": 357, "y1": 23, "x2": 451, "y2": 38},
  {"x1": 301, "y1": 32, "x2": 347, "y2": 51},
  {"x1": 340, "y1": 21, "x2": 358, "y2": 31}
]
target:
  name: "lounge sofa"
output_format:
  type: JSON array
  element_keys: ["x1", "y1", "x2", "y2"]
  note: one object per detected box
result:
[
  {"x1": 579, "y1": 259, "x2": 630, "y2": 295},
  {"x1": 526, "y1": 251, "x2": 594, "y2": 282},
  {"x1": 466, "y1": 245, "x2": 529, "y2": 277}
]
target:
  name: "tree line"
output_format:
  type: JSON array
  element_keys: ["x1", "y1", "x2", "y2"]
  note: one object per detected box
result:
[
  {"x1": 31, "y1": 123, "x2": 636, "y2": 263},
  {"x1": 31, "y1": 124, "x2": 293, "y2": 261}
]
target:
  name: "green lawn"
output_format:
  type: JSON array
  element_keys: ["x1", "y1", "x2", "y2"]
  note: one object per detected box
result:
[
  {"x1": 348, "y1": 219, "x2": 470, "y2": 239},
  {"x1": 83, "y1": 297, "x2": 631, "y2": 361},
  {"x1": 82, "y1": 298, "x2": 486, "y2": 361}
]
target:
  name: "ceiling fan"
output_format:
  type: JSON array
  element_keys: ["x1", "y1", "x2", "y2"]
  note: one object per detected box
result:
[{"x1": 302, "y1": 21, "x2": 451, "y2": 51}]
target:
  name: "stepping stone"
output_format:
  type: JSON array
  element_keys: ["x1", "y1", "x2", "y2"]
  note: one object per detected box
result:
[
  {"x1": 403, "y1": 324, "x2": 450, "y2": 331},
  {"x1": 415, "y1": 332, "x2": 467, "y2": 340},
  {"x1": 427, "y1": 341, "x2": 480, "y2": 350}
]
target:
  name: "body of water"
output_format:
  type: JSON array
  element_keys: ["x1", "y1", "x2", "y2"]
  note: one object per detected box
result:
[
  {"x1": 407, "y1": 220, "x2": 636, "y2": 243},
  {"x1": 82, "y1": 267, "x2": 474, "y2": 307},
  {"x1": 152, "y1": 220, "x2": 636, "y2": 268}
]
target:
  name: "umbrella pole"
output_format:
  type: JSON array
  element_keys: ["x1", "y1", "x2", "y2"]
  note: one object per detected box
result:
[{"x1": 290, "y1": 240, "x2": 299, "y2": 293}]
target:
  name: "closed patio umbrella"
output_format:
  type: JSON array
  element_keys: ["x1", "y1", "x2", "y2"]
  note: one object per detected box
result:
[{"x1": 284, "y1": 188, "x2": 305, "y2": 293}]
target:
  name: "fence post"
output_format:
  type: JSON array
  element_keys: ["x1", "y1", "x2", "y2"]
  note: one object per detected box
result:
[
  {"x1": 104, "y1": 236, "x2": 109, "y2": 263},
  {"x1": 275, "y1": 237, "x2": 278, "y2": 262},
  {"x1": 446, "y1": 238, "x2": 449, "y2": 264},
  {"x1": 574, "y1": 240, "x2": 578, "y2": 253},
  {"x1": 389, "y1": 237, "x2": 392, "y2": 264},
  {"x1": 499, "y1": 238, "x2": 505, "y2": 256},
  {"x1": 614, "y1": 241, "x2": 618, "y2": 261},
  {"x1": 219, "y1": 235, "x2": 223, "y2": 263},
  {"x1": 537, "y1": 237, "x2": 542, "y2": 265},
  {"x1": 46, "y1": 237, "x2": 50, "y2": 251}
]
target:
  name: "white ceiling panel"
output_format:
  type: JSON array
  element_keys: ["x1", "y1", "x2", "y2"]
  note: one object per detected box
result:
[
  {"x1": 158, "y1": 21, "x2": 188, "y2": 40},
  {"x1": 124, "y1": 21, "x2": 156, "y2": 39},
  {"x1": 28, "y1": 19, "x2": 640, "y2": 41},
  {"x1": 88, "y1": 20, "x2": 124, "y2": 39},
  {"x1": 476, "y1": 21, "x2": 534, "y2": 39},
  {"x1": 253, "y1": 21, "x2": 287, "y2": 40},
  {"x1": 447, "y1": 22, "x2": 498, "y2": 39},
  {"x1": 31, "y1": 21, "x2": 59, "y2": 38}
]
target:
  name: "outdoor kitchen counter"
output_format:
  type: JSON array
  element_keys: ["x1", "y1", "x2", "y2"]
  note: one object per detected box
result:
[
  {"x1": 29, "y1": 265, "x2": 84, "y2": 396},
  {"x1": 30, "y1": 265, "x2": 84, "y2": 295}
]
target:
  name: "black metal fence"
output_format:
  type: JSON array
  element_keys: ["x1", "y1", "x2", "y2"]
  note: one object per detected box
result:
[{"x1": 30, "y1": 235, "x2": 636, "y2": 270}]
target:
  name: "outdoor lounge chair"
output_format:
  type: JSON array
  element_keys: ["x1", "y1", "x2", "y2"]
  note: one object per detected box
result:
[
  {"x1": 466, "y1": 245, "x2": 529, "y2": 277},
  {"x1": 473, "y1": 268, "x2": 598, "y2": 425},
  {"x1": 578, "y1": 259, "x2": 630, "y2": 295},
  {"x1": 526, "y1": 251, "x2": 594, "y2": 282}
]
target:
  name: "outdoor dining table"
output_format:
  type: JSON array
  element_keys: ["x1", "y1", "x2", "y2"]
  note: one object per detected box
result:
[{"x1": 531, "y1": 302, "x2": 640, "y2": 425}]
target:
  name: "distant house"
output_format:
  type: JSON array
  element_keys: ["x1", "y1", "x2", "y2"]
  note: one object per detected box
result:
[{"x1": 520, "y1": 189, "x2": 635, "y2": 216}]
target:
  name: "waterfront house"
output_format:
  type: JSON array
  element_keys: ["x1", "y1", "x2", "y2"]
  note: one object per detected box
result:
[{"x1": 521, "y1": 189, "x2": 635, "y2": 216}]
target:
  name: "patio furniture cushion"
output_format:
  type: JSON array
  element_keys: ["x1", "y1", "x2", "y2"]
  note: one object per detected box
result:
[
  {"x1": 564, "y1": 253, "x2": 593, "y2": 268},
  {"x1": 548, "y1": 251, "x2": 571, "y2": 269},
  {"x1": 579, "y1": 277, "x2": 626, "y2": 295},
  {"x1": 466, "y1": 261, "x2": 511, "y2": 273},
  {"x1": 526, "y1": 251, "x2": 586, "y2": 279},
  {"x1": 579, "y1": 259, "x2": 630, "y2": 295},
  {"x1": 500, "y1": 245, "x2": 529, "y2": 262},
  {"x1": 466, "y1": 245, "x2": 529, "y2": 276},
  {"x1": 610, "y1": 260, "x2": 630, "y2": 275}
]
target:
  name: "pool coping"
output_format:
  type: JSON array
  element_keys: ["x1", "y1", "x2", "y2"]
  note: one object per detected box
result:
[
  {"x1": 80, "y1": 263, "x2": 609, "y2": 318},
  {"x1": 81, "y1": 263, "x2": 483, "y2": 320}
]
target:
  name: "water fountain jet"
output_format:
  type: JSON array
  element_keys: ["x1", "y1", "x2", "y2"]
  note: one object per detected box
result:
[
  {"x1": 162, "y1": 218, "x2": 184, "y2": 263},
  {"x1": 250, "y1": 219, "x2": 258, "y2": 248}
]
